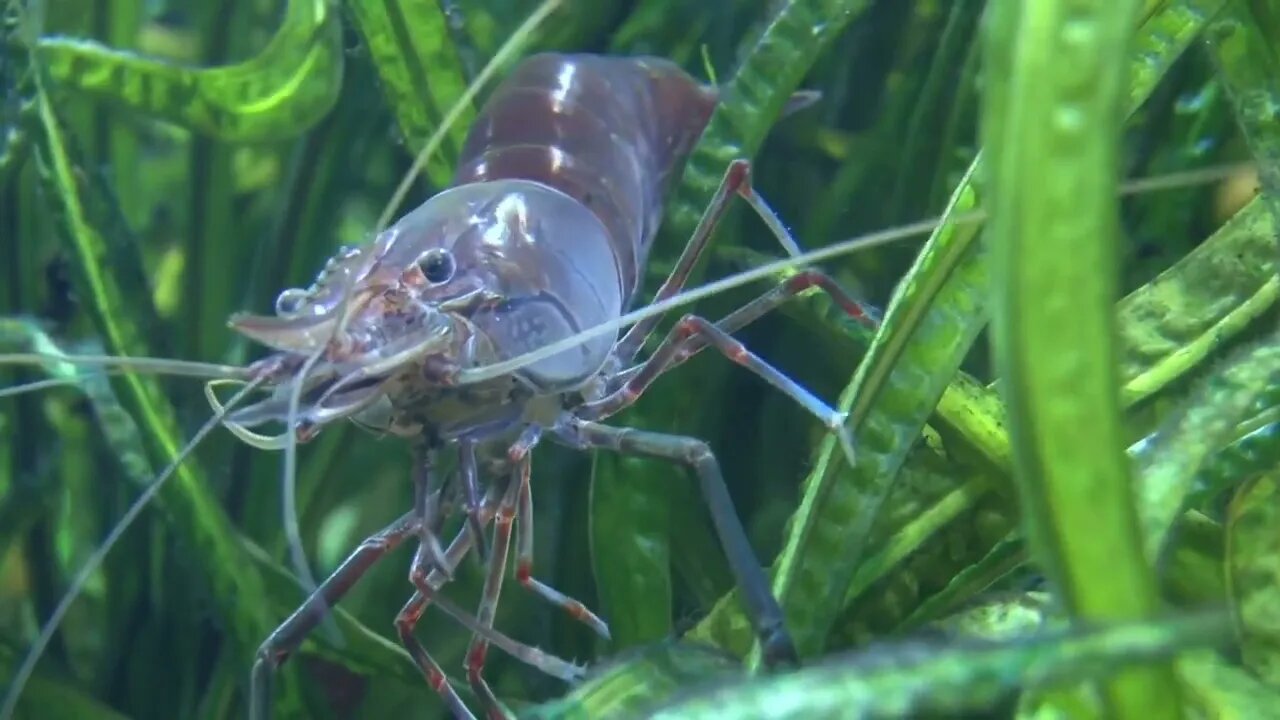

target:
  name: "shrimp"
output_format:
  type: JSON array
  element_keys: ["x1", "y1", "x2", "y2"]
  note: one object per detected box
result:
[
  {"x1": 216, "y1": 50, "x2": 878, "y2": 719},
  {"x1": 0, "y1": 26, "x2": 879, "y2": 718}
]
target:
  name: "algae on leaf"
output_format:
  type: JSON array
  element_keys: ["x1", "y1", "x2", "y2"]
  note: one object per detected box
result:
[{"x1": 1227, "y1": 470, "x2": 1280, "y2": 687}]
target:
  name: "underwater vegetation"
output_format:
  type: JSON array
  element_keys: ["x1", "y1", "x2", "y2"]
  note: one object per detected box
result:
[{"x1": 1, "y1": 0, "x2": 1280, "y2": 717}]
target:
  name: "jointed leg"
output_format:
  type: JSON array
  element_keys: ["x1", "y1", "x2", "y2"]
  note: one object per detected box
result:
[
  {"x1": 396, "y1": 504, "x2": 585, "y2": 719},
  {"x1": 668, "y1": 270, "x2": 880, "y2": 367},
  {"x1": 459, "y1": 439, "x2": 490, "y2": 562},
  {"x1": 587, "y1": 270, "x2": 876, "y2": 423},
  {"x1": 508, "y1": 432, "x2": 610, "y2": 639},
  {"x1": 250, "y1": 512, "x2": 418, "y2": 720},
  {"x1": 614, "y1": 159, "x2": 804, "y2": 362},
  {"x1": 413, "y1": 445, "x2": 451, "y2": 577},
  {"x1": 464, "y1": 477, "x2": 520, "y2": 720},
  {"x1": 553, "y1": 418, "x2": 797, "y2": 666},
  {"x1": 395, "y1": 587, "x2": 475, "y2": 720},
  {"x1": 584, "y1": 271, "x2": 868, "y2": 472},
  {"x1": 398, "y1": 483, "x2": 586, "y2": 686}
]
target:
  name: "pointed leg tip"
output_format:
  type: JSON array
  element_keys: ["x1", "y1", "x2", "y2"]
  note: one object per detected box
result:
[{"x1": 762, "y1": 632, "x2": 800, "y2": 670}]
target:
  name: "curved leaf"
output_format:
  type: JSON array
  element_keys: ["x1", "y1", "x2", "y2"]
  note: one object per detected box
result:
[
  {"x1": 520, "y1": 642, "x2": 740, "y2": 720},
  {"x1": 588, "y1": 453, "x2": 674, "y2": 650},
  {"x1": 36, "y1": 0, "x2": 342, "y2": 141},
  {"x1": 1119, "y1": 197, "x2": 1278, "y2": 406},
  {"x1": 1179, "y1": 651, "x2": 1280, "y2": 716},
  {"x1": 1193, "y1": 418, "x2": 1280, "y2": 507}
]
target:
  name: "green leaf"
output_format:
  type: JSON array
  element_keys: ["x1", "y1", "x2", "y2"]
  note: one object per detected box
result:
[
  {"x1": 895, "y1": 531, "x2": 1029, "y2": 632},
  {"x1": 0, "y1": 318, "x2": 152, "y2": 492},
  {"x1": 650, "y1": 613, "x2": 1228, "y2": 720},
  {"x1": 1206, "y1": 0, "x2": 1280, "y2": 221},
  {"x1": 588, "y1": 453, "x2": 674, "y2": 650},
  {"x1": 36, "y1": 0, "x2": 343, "y2": 141},
  {"x1": 1193, "y1": 416, "x2": 1280, "y2": 506},
  {"x1": 1179, "y1": 651, "x2": 1280, "y2": 717},
  {"x1": 1119, "y1": 197, "x2": 1278, "y2": 407},
  {"x1": 344, "y1": 0, "x2": 473, "y2": 188},
  {"x1": 519, "y1": 642, "x2": 740, "y2": 720},
  {"x1": 934, "y1": 591, "x2": 1054, "y2": 641},
  {"x1": 1227, "y1": 468, "x2": 1280, "y2": 686},
  {"x1": 28, "y1": 66, "x2": 271, "y2": 669},
  {"x1": 1135, "y1": 335, "x2": 1280, "y2": 562},
  {"x1": 983, "y1": 0, "x2": 1181, "y2": 718}
]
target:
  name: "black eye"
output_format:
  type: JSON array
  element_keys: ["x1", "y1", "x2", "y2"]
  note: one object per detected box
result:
[
  {"x1": 416, "y1": 249, "x2": 455, "y2": 284},
  {"x1": 274, "y1": 288, "x2": 309, "y2": 316}
]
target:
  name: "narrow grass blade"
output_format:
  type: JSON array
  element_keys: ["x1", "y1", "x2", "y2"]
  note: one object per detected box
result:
[
  {"x1": 345, "y1": 0, "x2": 475, "y2": 188},
  {"x1": 983, "y1": 1, "x2": 1181, "y2": 718},
  {"x1": 27, "y1": 66, "x2": 271, "y2": 668}
]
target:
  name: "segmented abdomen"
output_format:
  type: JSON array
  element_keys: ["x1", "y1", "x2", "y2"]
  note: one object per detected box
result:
[{"x1": 454, "y1": 53, "x2": 718, "y2": 305}]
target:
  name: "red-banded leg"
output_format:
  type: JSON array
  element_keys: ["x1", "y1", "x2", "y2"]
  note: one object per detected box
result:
[
  {"x1": 397, "y1": 479, "x2": 587, "y2": 720},
  {"x1": 507, "y1": 428, "x2": 610, "y2": 639},
  {"x1": 461, "y1": 426, "x2": 610, "y2": 719},
  {"x1": 250, "y1": 512, "x2": 418, "y2": 720},
  {"x1": 582, "y1": 270, "x2": 876, "y2": 425},
  {"x1": 613, "y1": 158, "x2": 809, "y2": 362},
  {"x1": 463, "y1": 471, "x2": 521, "y2": 719}
]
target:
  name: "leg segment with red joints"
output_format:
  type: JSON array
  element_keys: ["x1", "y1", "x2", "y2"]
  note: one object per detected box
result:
[
  {"x1": 669, "y1": 270, "x2": 880, "y2": 366},
  {"x1": 463, "y1": 470, "x2": 521, "y2": 720},
  {"x1": 582, "y1": 269, "x2": 878, "y2": 424},
  {"x1": 249, "y1": 512, "x2": 418, "y2": 720},
  {"x1": 394, "y1": 589, "x2": 474, "y2": 720},
  {"x1": 576, "y1": 314, "x2": 855, "y2": 462},
  {"x1": 506, "y1": 427, "x2": 611, "y2": 639},
  {"x1": 613, "y1": 158, "x2": 805, "y2": 363},
  {"x1": 397, "y1": 515, "x2": 587, "y2": 719}
]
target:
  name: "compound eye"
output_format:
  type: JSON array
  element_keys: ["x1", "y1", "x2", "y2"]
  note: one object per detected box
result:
[
  {"x1": 415, "y1": 249, "x2": 455, "y2": 285},
  {"x1": 274, "y1": 288, "x2": 310, "y2": 316}
]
